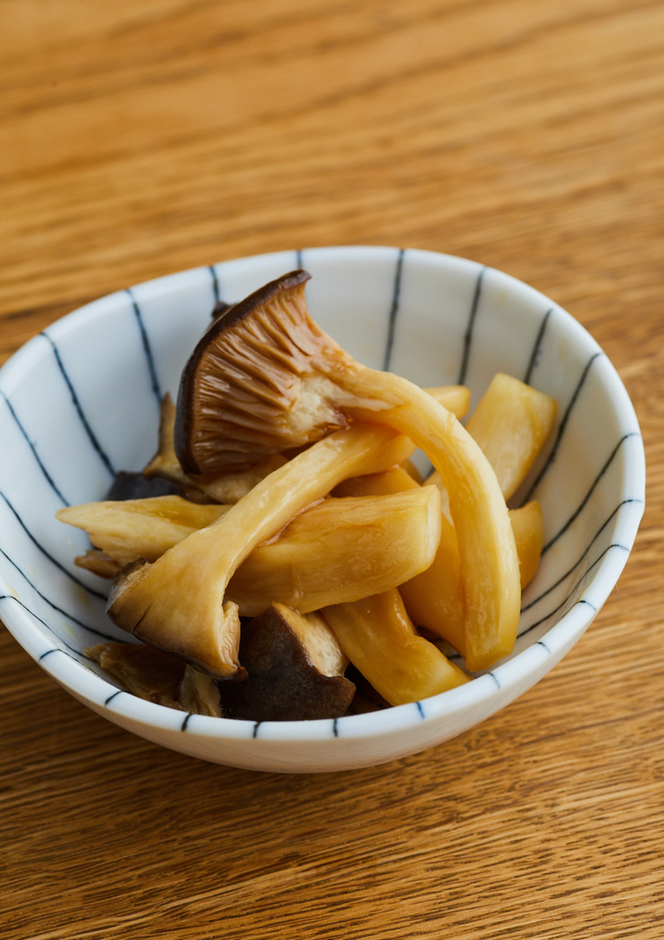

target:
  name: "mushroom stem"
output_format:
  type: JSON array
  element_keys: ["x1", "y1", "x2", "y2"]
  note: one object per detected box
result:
[
  {"x1": 323, "y1": 589, "x2": 469, "y2": 706},
  {"x1": 106, "y1": 424, "x2": 415, "y2": 678},
  {"x1": 340, "y1": 368, "x2": 520, "y2": 672}
]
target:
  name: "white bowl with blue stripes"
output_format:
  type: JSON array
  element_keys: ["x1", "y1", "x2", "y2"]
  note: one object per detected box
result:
[{"x1": 0, "y1": 247, "x2": 645, "y2": 773}]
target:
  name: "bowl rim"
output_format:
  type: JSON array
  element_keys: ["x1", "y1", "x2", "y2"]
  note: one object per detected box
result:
[{"x1": 0, "y1": 245, "x2": 646, "y2": 746}]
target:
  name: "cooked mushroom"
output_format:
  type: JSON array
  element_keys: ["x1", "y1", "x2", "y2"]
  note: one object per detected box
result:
[
  {"x1": 423, "y1": 385, "x2": 471, "y2": 418},
  {"x1": 227, "y1": 486, "x2": 442, "y2": 616},
  {"x1": 174, "y1": 271, "x2": 520, "y2": 672},
  {"x1": 464, "y1": 373, "x2": 557, "y2": 501},
  {"x1": 216, "y1": 603, "x2": 355, "y2": 721},
  {"x1": 105, "y1": 424, "x2": 415, "y2": 679},
  {"x1": 75, "y1": 549, "x2": 121, "y2": 579},
  {"x1": 58, "y1": 495, "x2": 228, "y2": 566},
  {"x1": 508, "y1": 500, "x2": 544, "y2": 589},
  {"x1": 322, "y1": 589, "x2": 468, "y2": 707},
  {"x1": 86, "y1": 642, "x2": 221, "y2": 716},
  {"x1": 177, "y1": 665, "x2": 223, "y2": 717},
  {"x1": 60, "y1": 486, "x2": 442, "y2": 612},
  {"x1": 105, "y1": 469, "x2": 183, "y2": 501},
  {"x1": 143, "y1": 393, "x2": 287, "y2": 504},
  {"x1": 141, "y1": 394, "x2": 196, "y2": 494},
  {"x1": 174, "y1": 270, "x2": 346, "y2": 476}
]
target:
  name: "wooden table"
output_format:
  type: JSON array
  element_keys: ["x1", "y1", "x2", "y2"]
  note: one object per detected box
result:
[{"x1": 1, "y1": 2, "x2": 662, "y2": 937}]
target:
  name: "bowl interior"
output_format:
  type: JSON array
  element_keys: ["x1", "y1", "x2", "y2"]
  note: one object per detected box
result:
[{"x1": 0, "y1": 247, "x2": 645, "y2": 769}]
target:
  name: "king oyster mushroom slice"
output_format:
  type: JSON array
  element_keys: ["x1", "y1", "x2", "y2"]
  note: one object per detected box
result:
[
  {"x1": 105, "y1": 424, "x2": 415, "y2": 679},
  {"x1": 216, "y1": 603, "x2": 356, "y2": 722},
  {"x1": 174, "y1": 271, "x2": 520, "y2": 672},
  {"x1": 59, "y1": 488, "x2": 443, "y2": 636}
]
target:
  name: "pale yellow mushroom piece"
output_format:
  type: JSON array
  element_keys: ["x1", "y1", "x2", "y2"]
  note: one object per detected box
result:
[
  {"x1": 228, "y1": 486, "x2": 442, "y2": 616},
  {"x1": 464, "y1": 372, "x2": 557, "y2": 501},
  {"x1": 59, "y1": 486, "x2": 443, "y2": 615},
  {"x1": 173, "y1": 271, "x2": 520, "y2": 673},
  {"x1": 58, "y1": 496, "x2": 228, "y2": 567},
  {"x1": 423, "y1": 385, "x2": 471, "y2": 419},
  {"x1": 508, "y1": 500, "x2": 544, "y2": 589},
  {"x1": 323, "y1": 589, "x2": 469, "y2": 707},
  {"x1": 105, "y1": 424, "x2": 415, "y2": 679}
]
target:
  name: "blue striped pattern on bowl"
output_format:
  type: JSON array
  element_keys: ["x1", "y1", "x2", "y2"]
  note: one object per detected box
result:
[{"x1": 0, "y1": 247, "x2": 645, "y2": 771}]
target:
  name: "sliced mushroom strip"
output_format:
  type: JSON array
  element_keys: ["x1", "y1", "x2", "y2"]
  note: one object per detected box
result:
[
  {"x1": 508, "y1": 500, "x2": 543, "y2": 589},
  {"x1": 228, "y1": 486, "x2": 442, "y2": 615},
  {"x1": 423, "y1": 385, "x2": 471, "y2": 419},
  {"x1": 105, "y1": 424, "x2": 415, "y2": 679},
  {"x1": 322, "y1": 589, "x2": 469, "y2": 707},
  {"x1": 174, "y1": 272, "x2": 520, "y2": 672},
  {"x1": 463, "y1": 373, "x2": 557, "y2": 501},
  {"x1": 216, "y1": 604, "x2": 355, "y2": 722},
  {"x1": 59, "y1": 486, "x2": 442, "y2": 614},
  {"x1": 58, "y1": 496, "x2": 229, "y2": 567}
]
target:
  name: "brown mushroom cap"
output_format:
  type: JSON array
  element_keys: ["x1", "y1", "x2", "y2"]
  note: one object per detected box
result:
[
  {"x1": 216, "y1": 604, "x2": 356, "y2": 722},
  {"x1": 174, "y1": 270, "x2": 351, "y2": 475}
]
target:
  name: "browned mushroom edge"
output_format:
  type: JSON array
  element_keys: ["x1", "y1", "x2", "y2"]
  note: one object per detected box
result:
[{"x1": 174, "y1": 269, "x2": 314, "y2": 475}]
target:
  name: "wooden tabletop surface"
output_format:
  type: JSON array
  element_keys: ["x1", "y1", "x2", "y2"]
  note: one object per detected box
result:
[{"x1": 1, "y1": 2, "x2": 663, "y2": 938}]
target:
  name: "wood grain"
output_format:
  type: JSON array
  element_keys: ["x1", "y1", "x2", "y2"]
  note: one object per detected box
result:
[{"x1": 1, "y1": 2, "x2": 663, "y2": 938}]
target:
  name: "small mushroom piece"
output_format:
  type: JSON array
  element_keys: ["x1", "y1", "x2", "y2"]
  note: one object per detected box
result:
[
  {"x1": 86, "y1": 641, "x2": 221, "y2": 717},
  {"x1": 142, "y1": 394, "x2": 197, "y2": 494},
  {"x1": 105, "y1": 470, "x2": 183, "y2": 501},
  {"x1": 75, "y1": 549, "x2": 122, "y2": 579},
  {"x1": 58, "y1": 495, "x2": 229, "y2": 566},
  {"x1": 508, "y1": 500, "x2": 544, "y2": 589},
  {"x1": 216, "y1": 604, "x2": 356, "y2": 722},
  {"x1": 423, "y1": 385, "x2": 472, "y2": 419},
  {"x1": 105, "y1": 424, "x2": 415, "y2": 679},
  {"x1": 177, "y1": 666, "x2": 223, "y2": 717},
  {"x1": 174, "y1": 271, "x2": 520, "y2": 672},
  {"x1": 87, "y1": 641, "x2": 185, "y2": 707},
  {"x1": 322, "y1": 589, "x2": 469, "y2": 707},
  {"x1": 464, "y1": 373, "x2": 557, "y2": 501}
]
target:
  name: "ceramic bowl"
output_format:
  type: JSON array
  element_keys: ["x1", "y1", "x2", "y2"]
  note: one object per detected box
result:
[{"x1": 0, "y1": 247, "x2": 645, "y2": 773}]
